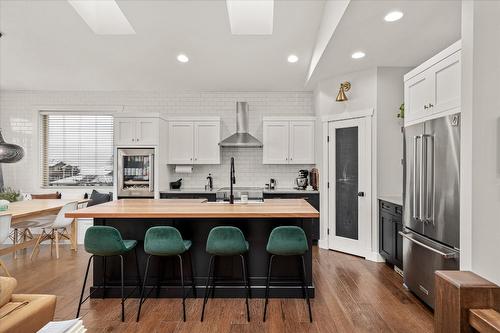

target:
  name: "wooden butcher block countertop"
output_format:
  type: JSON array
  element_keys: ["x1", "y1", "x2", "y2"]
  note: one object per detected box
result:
[{"x1": 65, "y1": 199, "x2": 319, "y2": 219}]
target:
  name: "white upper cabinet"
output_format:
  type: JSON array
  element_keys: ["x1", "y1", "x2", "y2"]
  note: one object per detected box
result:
[
  {"x1": 404, "y1": 40, "x2": 461, "y2": 126},
  {"x1": 289, "y1": 120, "x2": 315, "y2": 164},
  {"x1": 194, "y1": 121, "x2": 220, "y2": 164},
  {"x1": 168, "y1": 118, "x2": 220, "y2": 164},
  {"x1": 168, "y1": 122, "x2": 194, "y2": 164},
  {"x1": 114, "y1": 115, "x2": 161, "y2": 146},
  {"x1": 263, "y1": 121, "x2": 289, "y2": 164},
  {"x1": 263, "y1": 117, "x2": 315, "y2": 165}
]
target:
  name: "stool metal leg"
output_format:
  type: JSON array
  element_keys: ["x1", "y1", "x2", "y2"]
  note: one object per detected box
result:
[
  {"x1": 102, "y1": 257, "x2": 106, "y2": 299},
  {"x1": 240, "y1": 254, "x2": 250, "y2": 322},
  {"x1": 120, "y1": 254, "x2": 125, "y2": 322},
  {"x1": 134, "y1": 247, "x2": 142, "y2": 288},
  {"x1": 263, "y1": 254, "x2": 275, "y2": 322},
  {"x1": 210, "y1": 256, "x2": 217, "y2": 299},
  {"x1": 300, "y1": 255, "x2": 312, "y2": 323},
  {"x1": 136, "y1": 254, "x2": 152, "y2": 322},
  {"x1": 76, "y1": 255, "x2": 94, "y2": 318},
  {"x1": 188, "y1": 251, "x2": 196, "y2": 298},
  {"x1": 178, "y1": 254, "x2": 186, "y2": 322},
  {"x1": 201, "y1": 255, "x2": 215, "y2": 322}
]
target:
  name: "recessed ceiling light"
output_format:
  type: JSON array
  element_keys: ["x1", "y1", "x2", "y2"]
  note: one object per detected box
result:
[
  {"x1": 68, "y1": 0, "x2": 135, "y2": 35},
  {"x1": 177, "y1": 54, "x2": 189, "y2": 63},
  {"x1": 384, "y1": 11, "x2": 404, "y2": 22},
  {"x1": 226, "y1": 0, "x2": 274, "y2": 35},
  {"x1": 287, "y1": 54, "x2": 299, "y2": 63},
  {"x1": 351, "y1": 51, "x2": 365, "y2": 59}
]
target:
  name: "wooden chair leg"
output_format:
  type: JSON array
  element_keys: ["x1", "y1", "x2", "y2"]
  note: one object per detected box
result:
[
  {"x1": 0, "y1": 259, "x2": 11, "y2": 277},
  {"x1": 13, "y1": 229, "x2": 18, "y2": 259},
  {"x1": 30, "y1": 230, "x2": 47, "y2": 260},
  {"x1": 55, "y1": 229, "x2": 60, "y2": 259}
]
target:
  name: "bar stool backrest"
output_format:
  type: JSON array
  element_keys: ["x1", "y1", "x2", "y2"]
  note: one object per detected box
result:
[
  {"x1": 0, "y1": 214, "x2": 12, "y2": 243},
  {"x1": 50, "y1": 201, "x2": 78, "y2": 229},
  {"x1": 84, "y1": 226, "x2": 127, "y2": 256}
]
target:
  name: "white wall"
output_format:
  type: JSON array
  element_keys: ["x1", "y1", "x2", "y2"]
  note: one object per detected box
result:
[
  {"x1": 460, "y1": 0, "x2": 500, "y2": 284},
  {"x1": 0, "y1": 90, "x2": 314, "y2": 196},
  {"x1": 313, "y1": 67, "x2": 408, "y2": 260},
  {"x1": 376, "y1": 67, "x2": 410, "y2": 198}
]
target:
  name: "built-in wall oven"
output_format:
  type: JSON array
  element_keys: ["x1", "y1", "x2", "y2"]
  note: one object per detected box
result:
[{"x1": 117, "y1": 148, "x2": 154, "y2": 198}]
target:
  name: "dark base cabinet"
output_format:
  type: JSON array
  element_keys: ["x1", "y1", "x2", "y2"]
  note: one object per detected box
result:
[
  {"x1": 263, "y1": 192, "x2": 320, "y2": 240},
  {"x1": 379, "y1": 199, "x2": 403, "y2": 270}
]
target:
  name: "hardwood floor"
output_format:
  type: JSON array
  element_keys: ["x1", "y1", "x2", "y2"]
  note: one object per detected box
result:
[{"x1": 2, "y1": 245, "x2": 433, "y2": 333}]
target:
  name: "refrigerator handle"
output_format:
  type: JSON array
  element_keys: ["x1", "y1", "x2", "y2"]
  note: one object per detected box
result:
[
  {"x1": 413, "y1": 136, "x2": 421, "y2": 220},
  {"x1": 399, "y1": 231, "x2": 457, "y2": 259},
  {"x1": 420, "y1": 135, "x2": 428, "y2": 222},
  {"x1": 149, "y1": 154, "x2": 154, "y2": 193},
  {"x1": 423, "y1": 135, "x2": 435, "y2": 224}
]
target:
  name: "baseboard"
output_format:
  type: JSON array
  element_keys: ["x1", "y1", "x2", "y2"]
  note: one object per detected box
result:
[
  {"x1": 317, "y1": 239, "x2": 328, "y2": 249},
  {"x1": 365, "y1": 251, "x2": 385, "y2": 262}
]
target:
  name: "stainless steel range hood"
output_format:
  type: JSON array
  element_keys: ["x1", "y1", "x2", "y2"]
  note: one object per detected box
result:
[{"x1": 219, "y1": 102, "x2": 263, "y2": 148}]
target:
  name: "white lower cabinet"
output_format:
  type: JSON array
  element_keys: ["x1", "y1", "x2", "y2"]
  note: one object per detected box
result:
[
  {"x1": 263, "y1": 117, "x2": 315, "y2": 164},
  {"x1": 168, "y1": 118, "x2": 220, "y2": 164}
]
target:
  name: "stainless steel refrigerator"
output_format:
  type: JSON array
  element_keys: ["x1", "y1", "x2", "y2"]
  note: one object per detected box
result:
[{"x1": 402, "y1": 113, "x2": 460, "y2": 308}]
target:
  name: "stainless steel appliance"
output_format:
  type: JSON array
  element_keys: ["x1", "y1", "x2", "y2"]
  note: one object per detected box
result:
[
  {"x1": 402, "y1": 113, "x2": 460, "y2": 308},
  {"x1": 117, "y1": 148, "x2": 154, "y2": 198},
  {"x1": 295, "y1": 169, "x2": 309, "y2": 190},
  {"x1": 219, "y1": 102, "x2": 263, "y2": 148}
]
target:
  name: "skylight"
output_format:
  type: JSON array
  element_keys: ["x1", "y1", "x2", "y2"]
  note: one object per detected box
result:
[
  {"x1": 68, "y1": 0, "x2": 136, "y2": 35},
  {"x1": 226, "y1": 0, "x2": 274, "y2": 35}
]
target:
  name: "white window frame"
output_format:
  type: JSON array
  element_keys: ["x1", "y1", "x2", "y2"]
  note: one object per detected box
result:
[{"x1": 37, "y1": 106, "x2": 121, "y2": 189}]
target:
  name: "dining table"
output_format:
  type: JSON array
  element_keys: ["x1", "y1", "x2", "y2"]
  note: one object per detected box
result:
[{"x1": 0, "y1": 199, "x2": 88, "y2": 256}]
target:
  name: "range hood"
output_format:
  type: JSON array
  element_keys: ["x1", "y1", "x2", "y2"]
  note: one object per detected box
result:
[{"x1": 219, "y1": 102, "x2": 263, "y2": 148}]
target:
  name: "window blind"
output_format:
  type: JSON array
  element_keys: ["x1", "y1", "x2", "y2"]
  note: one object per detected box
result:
[{"x1": 40, "y1": 113, "x2": 114, "y2": 187}]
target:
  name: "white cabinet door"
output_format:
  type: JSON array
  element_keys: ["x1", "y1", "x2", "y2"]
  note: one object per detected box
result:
[
  {"x1": 136, "y1": 118, "x2": 158, "y2": 145},
  {"x1": 194, "y1": 121, "x2": 220, "y2": 164},
  {"x1": 405, "y1": 71, "x2": 433, "y2": 124},
  {"x1": 289, "y1": 120, "x2": 315, "y2": 164},
  {"x1": 263, "y1": 121, "x2": 289, "y2": 164},
  {"x1": 114, "y1": 118, "x2": 137, "y2": 145},
  {"x1": 168, "y1": 122, "x2": 194, "y2": 164},
  {"x1": 430, "y1": 51, "x2": 461, "y2": 115}
]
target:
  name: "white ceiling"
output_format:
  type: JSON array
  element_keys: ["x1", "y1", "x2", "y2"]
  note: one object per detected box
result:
[
  {"x1": 306, "y1": 0, "x2": 462, "y2": 87},
  {"x1": 0, "y1": 0, "x2": 462, "y2": 92},
  {"x1": 0, "y1": 0, "x2": 324, "y2": 91}
]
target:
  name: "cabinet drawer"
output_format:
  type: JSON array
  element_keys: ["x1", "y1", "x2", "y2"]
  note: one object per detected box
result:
[{"x1": 379, "y1": 200, "x2": 402, "y2": 217}]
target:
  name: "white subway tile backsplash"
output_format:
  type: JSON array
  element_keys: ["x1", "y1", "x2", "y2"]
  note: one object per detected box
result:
[{"x1": 0, "y1": 90, "x2": 314, "y2": 193}]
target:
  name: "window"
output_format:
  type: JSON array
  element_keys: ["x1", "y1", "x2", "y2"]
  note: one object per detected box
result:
[{"x1": 40, "y1": 113, "x2": 114, "y2": 187}]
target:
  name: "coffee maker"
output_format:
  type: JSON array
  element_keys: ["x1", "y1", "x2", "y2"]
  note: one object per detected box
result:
[{"x1": 295, "y1": 169, "x2": 309, "y2": 190}]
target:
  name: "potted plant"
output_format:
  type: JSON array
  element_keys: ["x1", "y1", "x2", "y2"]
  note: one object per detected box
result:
[{"x1": 0, "y1": 187, "x2": 20, "y2": 202}]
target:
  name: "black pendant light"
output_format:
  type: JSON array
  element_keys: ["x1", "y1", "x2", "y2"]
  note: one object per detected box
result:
[{"x1": 0, "y1": 130, "x2": 24, "y2": 163}]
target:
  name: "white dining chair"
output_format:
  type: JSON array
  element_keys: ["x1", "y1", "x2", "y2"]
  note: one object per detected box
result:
[
  {"x1": 30, "y1": 201, "x2": 78, "y2": 260},
  {"x1": 0, "y1": 214, "x2": 12, "y2": 276}
]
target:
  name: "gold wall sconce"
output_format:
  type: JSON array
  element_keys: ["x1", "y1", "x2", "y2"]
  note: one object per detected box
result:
[{"x1": 336, "y1": 81, "x2": 351, "y2": 102}]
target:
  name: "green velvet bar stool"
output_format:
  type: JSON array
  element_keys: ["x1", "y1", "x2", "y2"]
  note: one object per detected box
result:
[
  {"x1": 76, "y1": 226, "x2": 141, "y2": 322},
  {"x1": 200, "y1": 226, "x2": 250, "y2": 322},
  {"x1": 263, "y1": 226, "x2": 312, "y2": 322},
  {"x1": 136, "y1": 226, "x2": 195, "y2": 322}
]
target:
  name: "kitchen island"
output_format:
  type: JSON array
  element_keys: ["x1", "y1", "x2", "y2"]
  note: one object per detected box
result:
[{"x1": 66, "y1": 198, "x2": 319, "y2": 298}]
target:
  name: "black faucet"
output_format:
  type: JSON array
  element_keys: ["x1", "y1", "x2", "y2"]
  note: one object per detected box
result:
[
  {"x1": 206, "y1": 173, "x2": 213, "y2": 191},
  {"x1": 230, "y1": 157, "x2": 236, "y2": 204}
]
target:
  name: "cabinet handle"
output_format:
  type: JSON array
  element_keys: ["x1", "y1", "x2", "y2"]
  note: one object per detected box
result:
[
  {"x1": 424, "y1": 105, "x2": 428, "y2": 110},
  {"x1": 429, "y1": 103, "x2": 434, "y2": 108},
  {"x1": 132, "y1": 138, "x2": 135, "y2": 142},
  {"x1": 285, "y1": 157, "x2": 288, "y2": 161},
  {"x1": 137, "y1": 138, "x2": 139, "y2": 141},
  {"x1": 290, "y1": 157, "x2": 293, "y2": 161}
]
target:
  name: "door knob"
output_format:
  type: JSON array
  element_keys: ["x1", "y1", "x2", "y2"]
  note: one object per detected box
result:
[{"x1": 357, "y1": 192, "x2": 365, "y2": 197}]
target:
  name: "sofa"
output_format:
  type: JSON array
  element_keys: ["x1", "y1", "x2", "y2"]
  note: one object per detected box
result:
[{"x1": 0, "y1": 277, "x2": 56, "y2": 333}]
